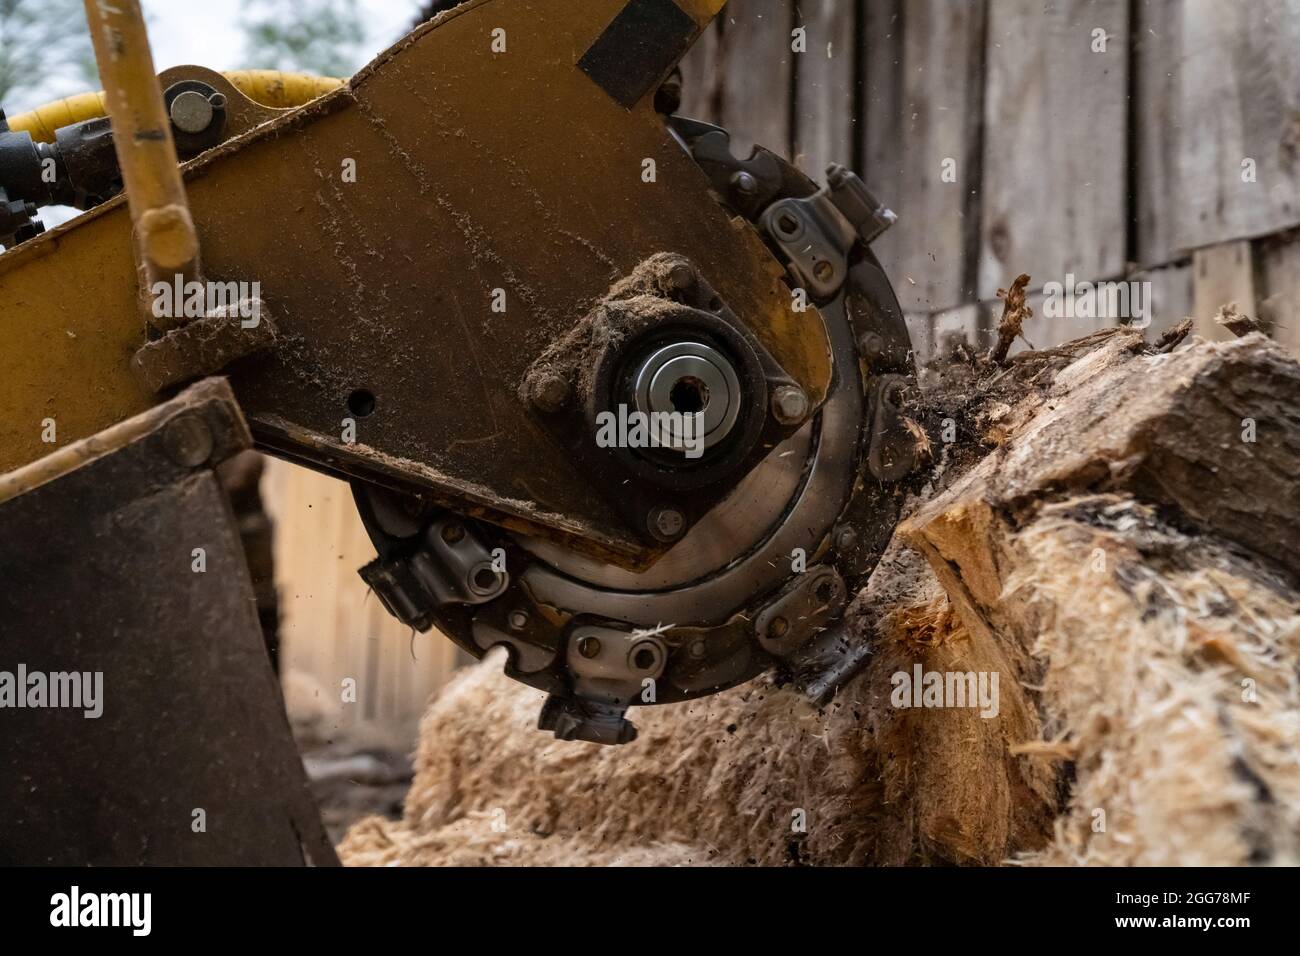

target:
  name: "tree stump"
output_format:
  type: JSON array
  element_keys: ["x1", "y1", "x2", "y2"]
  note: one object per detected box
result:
[{"x1": 340, "y1": 329, "x2": 1300, "y2": 867}]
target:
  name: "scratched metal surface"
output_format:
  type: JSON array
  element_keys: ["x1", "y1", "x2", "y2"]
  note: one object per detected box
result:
[{"x1": 0, "y1": 0, "x2": 830, "y2": 562}]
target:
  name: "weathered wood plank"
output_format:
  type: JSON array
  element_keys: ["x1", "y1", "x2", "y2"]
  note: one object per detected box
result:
[
  {"x1": 717, "y1": 0, "x2": 797, "y2": 159},
  {"x1": 678, "y1": 17, "x2": 721, "y2": 123},
  {"x1": 1171, "y1": 0, "x2": 1300, "y2": 251},
  {"x1": 1192, "y1": 240, "x2": 1258, "y2": 343},
  {"x1": 861, "y1": 0, "x2": 905, "y2": 202},
  {"x1": 868, "y1": 0, "x2": 988, "y2": 315},
  {"x1": 978, "y1": 0, "x2": 1128, "y2": 300},
  {"x1": 1132, "y1": 260, "x2": 1194, "y2": 337},
  {"x1": 1015, "y1": 288, "x2": 1111, "y2": 354},
  {"x1": 1132, "y1": 0, "x2": 1183, "y2": 268},
  {"x1": 1258, "y1": 232, "x2": 1300, "y2": 359},
  {"x1": 793, "y1": 0, "x2": 857, "y2": 183},
  {"x1": 264, "y1": 460, "x2": 464, "y2": 747}
]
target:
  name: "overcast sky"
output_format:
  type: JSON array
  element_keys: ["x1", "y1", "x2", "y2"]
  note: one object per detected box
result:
[
  {"x1": 144, "y1": 0, "x2": 423, "y2": 76},
  {"x1": 13, "y1": 0, "x2": 426, "y2": 113}
]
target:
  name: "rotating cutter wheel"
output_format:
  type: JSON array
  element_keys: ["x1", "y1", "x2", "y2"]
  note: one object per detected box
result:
[{"x1": 355, "y1": 120, "x2": 920, "y2": 744}]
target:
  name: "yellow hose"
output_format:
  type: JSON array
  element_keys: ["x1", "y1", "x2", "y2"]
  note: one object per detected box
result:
[
  {"x1": 7, "y1": 71, "x2": 345, "y2": 143},
  {"x1": 222, "y1": 70, "x2": 345, "y2": 109}
]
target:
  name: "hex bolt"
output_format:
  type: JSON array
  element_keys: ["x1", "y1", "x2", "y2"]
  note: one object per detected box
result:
[
  {"x1": 440, "y1": 522, "x2": 466, "y2": 545},
  {"x1": 731, "y1": 170, "x2": 758, "y2": 195},
  {"x1": 647, "y1": 504, "x2": 687, "y2": 543},
  {"x1": 577, "y1": 636, "x2": 602, "y2": 659},
  {"x1": 771, "y1": 385, "x2": 810, "y2": 425},
  {"x1": 858, "y1": 332, "x2": 884, "y2": 362},
  {"x1": 161, "y1": 414, "x2": 213, "y2": 468},
  {"x1": 169, "y1": 89, "x2": 216, "y2": 134},
  {"x1": 834, "y1": 525, "x2": 858, "y2": 552},
  {"x1": 629, "y1": 641, "x2": 661, "y2": 672},
  {"x1": 689, "y1": 639, "x2": 707, "y2": 659},
  {"x1": 468, "y1": 562, "x2": 503, "y2": 596},
  {"x1": 528, "y1": 371, "x2": 570, "y2": 413},
  {"x1": 769, "y1": 616, "x2": 789, "y2": 638},
  {"x1": 507, "y1": 610, "x2": 530, "y2": 631},
  {"x1": 667, "y1": 261, "x2": 695, "y2": 292}
]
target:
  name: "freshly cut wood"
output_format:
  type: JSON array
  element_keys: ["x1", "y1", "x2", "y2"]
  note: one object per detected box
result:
[
  {"x1": 341, "y1": 330, "x2": 1300, "y2": 866},
  {"x1": 903, "y1": 330, "x2": 1300, "y2": 864}
]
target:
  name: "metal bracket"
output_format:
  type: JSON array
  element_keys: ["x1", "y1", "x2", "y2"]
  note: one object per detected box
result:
[
  {"x1": 359, "y1": 513, "x2": 509, "y2": 631},
  {"x1": 131, "y1": 297, "x2": 279, "y2": 393},
  {"x1": 754, "y1": 564, "x2": 848, "y2": 657},
  {"x1": 761, "y1": 165, "x2": 897, "y2": 302},
  {"x1": 867, "y1": 374, "x2": 920, "y2": 482}
]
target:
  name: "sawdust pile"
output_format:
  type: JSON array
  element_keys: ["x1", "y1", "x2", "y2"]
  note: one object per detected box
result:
[
  {"x1": 339, "y1": 543, "x2": 1055, "y2": 867},
  {"x1": 339, "y1": 645, "x2": 875, "y2": 866},
  {"x1": 341, "y1": 331, "x2": 1300, "y2": 867}
]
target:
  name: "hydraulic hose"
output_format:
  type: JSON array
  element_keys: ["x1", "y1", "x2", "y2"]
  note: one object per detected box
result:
[{"x1": 7, "y1": 71, "x2": 344, "y2": 143}]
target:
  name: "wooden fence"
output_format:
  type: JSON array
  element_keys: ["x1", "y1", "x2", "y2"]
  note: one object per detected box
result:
[
  {"x1": 268, "y1": 0, "x2": 1300, "y2": 747},
  {"x1": 264, "y1": 465, "x2": 468, "y2": 748},
  {"x1": 681, "y1": 0, "x2": 1300, "y2": 357}
]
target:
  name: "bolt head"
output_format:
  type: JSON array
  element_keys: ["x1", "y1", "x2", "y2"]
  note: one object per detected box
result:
[
  {"x1": 667, "y1": 262, "x2": 695, "y2": 291},
  {"x1": 771, "y1": 385, "x2": 810, "y2": 425},
  {"x1": 440, "y1": 522, "x2": 466, "y2": 545},
  {"x1": 508, "y1": 610, "x2": 530, "y2": 631},
  {"x1": 529, "y1": 372, "x2": 570, "y2": 413},
  {"x1": 629, "y1": 641, "x2": 661, "y2": 672},
  {"x1": 834, "y1": 525, "x2": 858, "y2": 551},
  {"x1": 731, "y1": 171, "x2": 758, "y2": 195},
  {"x1": 161, "y1": 414, "x2": 213, "y2": 468},
  {"x1": 858, "y1": 332, "x2": 885, "y2": 361},
  {"x1": 769, "y1": 616, "x2": 789, "y2": 638},
  {"x1": 577, "y1": 636, "x2": 602, "y2": 659},
  {"x1": 170, "y1": 89, "x2": 215, "y2": 134},
  {"x1": 647, "y1": 505, "x2": 687, "y2": 542}
]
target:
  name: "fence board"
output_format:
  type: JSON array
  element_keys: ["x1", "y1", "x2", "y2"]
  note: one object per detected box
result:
[
  {"x1": 1259, "y1": 234, "x2": 1300, "y2": 358},
  {"x1": 1192, "y1": 240, "x2": 1258, "y2": 343},
  {"x1": 264, "y1": 460, "x2": 463, "y2": 747},
  {"x1": 1132, "y1": 0, "x2": 1183, "y2": 267},
  {"x1": 679, "y1": 17, "x2": 721, "y2": 123},
  {"x1": 794, "y1": 0, "x2": 857, "y2": 182},
  {"x1": 1171, "y1": 0, "x2": 1300, "y2": 252},
  {"x1": 1132, "y1": 260, "x2": 1194, "y2": 337},
  {"x1": 978, "y1": 0, "x2": 1128, "y2": 300},
  {"x1": 717, "y1": 0, "x2": 797, "y2": 158},
  {"x1": 861, "y1": 0, "x2": 905, "y2": 201},
  {"x1": 871, "y1": 0, "x2": 987, "y2": 314}
]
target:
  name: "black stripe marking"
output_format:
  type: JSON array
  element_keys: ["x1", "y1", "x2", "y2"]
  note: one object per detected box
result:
[{"x1": 578, "y1": 0, "x2": 696, "y2": 109}]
